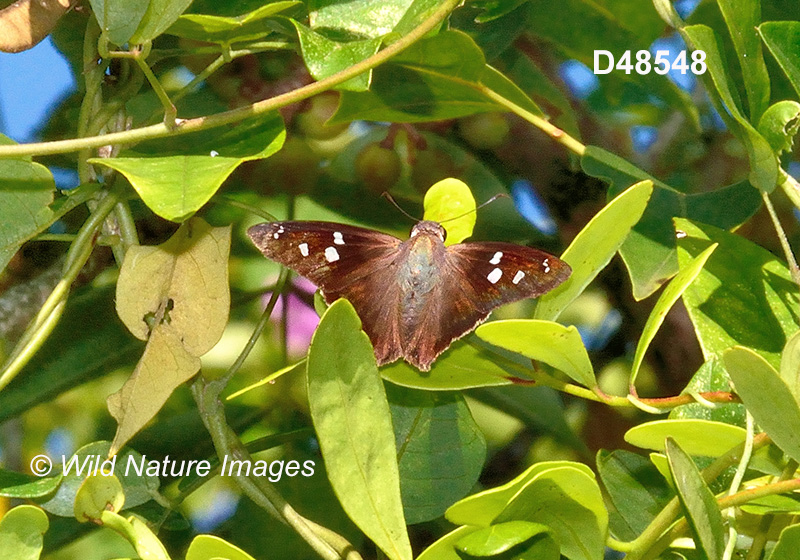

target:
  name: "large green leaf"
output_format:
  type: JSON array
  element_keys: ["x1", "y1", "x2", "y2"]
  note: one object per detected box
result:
[
  {"x1": 333, "y1": 30, "x2": 542, "y2": 123},
  {"x1": 769, "y1": 524, "x2": 800, "y2": 560},
  {"x1": 417, "y1": 526, "x2": 478, "y2": 560},
  {"x1": 0, "y1": 470, "x2": 61, "y2": 500},
  {"x1": 536, "y1": 180, "x2": 652, "y2": 318},
  {"x1": 456, "y1": 521, "x2": 558, "y2": 559},
  {"x1": 166, "y1": 3, "x2": 300, "y2": 43},
  {"x1": 581, "y1": 147, "x2": 762, "y2": 299},
  {"x1": 759, "y1": 22, "x2": 800, "y2": 99},
  {"x1": 476, "y1": 320, "x2": 595, "y2": 388},
  {"x1": 307, "y1": 299, "x2": 412, "y2": 560},
  {"x1": 0, "y1": 505, "x2": 48, "y2": 560},
  {"x1": 0, "y1": 151, "x2": 56, "y2": 263},
  {"x1": 308, "y1": 0, "x2": 438, "y2": 38},
  {"x1": 629, "y1": 244, "x2": 717, "y2": 386},
  {"x1": 90, "y1": 116, "x2": 285, "y2": 222},
  {"x1": 683, "y1": 24, "x2": 777, "y2": 192},
  {"x1": 724, "y1": 346, "x2": 800, "y2": 464},
  {"x1": 625, "y1": 419, "x2": 747, "y2": 457},
  {"x1": 717, "y1": 0, "x2": 769, "y2": 122},
  {"x1": 186, "y1": 535, "x2": 257, "y2": 560},
  {"x1": 381, "y1": 340, "x2": 516, "y2": 390},
  {"x1": 596, "y1": 450, "x2": 672, "y2": 541},
  {"x1": 387, "y1": 385, "x2": 486, "y2": 524},
  {"x1": 292, "y1": 22, "x2": 382, "y2": 91},
  {"x1": 494, "y1": 466, "x2": 607, "y2": 560},
  {"x1": 446, "y1": 461, "x2": 595, "y2": 527},
  {"x1": 665, "y1": 438, "x2": 725, "y2": 560},
  {"x1": 675, "y1": 218, "x2": 799, "y2": 368}
]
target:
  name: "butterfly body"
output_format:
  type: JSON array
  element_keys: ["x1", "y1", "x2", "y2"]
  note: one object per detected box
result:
[{"x1": 248, "y1": 220, "x2": 570, "y2": 371}]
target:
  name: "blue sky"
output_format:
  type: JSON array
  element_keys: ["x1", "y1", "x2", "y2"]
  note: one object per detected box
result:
[{"x1": 0, "y1": 37, "x2": 75, "y2": 143}]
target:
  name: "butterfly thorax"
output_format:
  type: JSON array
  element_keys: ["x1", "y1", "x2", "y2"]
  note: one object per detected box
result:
[{"x1": 395, "y1": 222, "x2": 447, "y2": 330}]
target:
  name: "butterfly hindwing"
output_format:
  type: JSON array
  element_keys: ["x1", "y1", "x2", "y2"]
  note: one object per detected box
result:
[{"x1": 403, "y1": 242, "x2": 571, "y2": 369}]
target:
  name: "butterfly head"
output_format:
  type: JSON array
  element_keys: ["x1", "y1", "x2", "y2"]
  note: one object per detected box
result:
[{"x1": 409, "y1": 221, "x2": 446, "y2": 243}]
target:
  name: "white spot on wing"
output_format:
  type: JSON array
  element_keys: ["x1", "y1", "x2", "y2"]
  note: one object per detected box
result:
[
  {"x1": 490, "y1": 251, "x2": 503, "y2": 265},
  {"x1": 333, "y1": 231, "x2": 345, "y2": 245},
  {"x1": 487, "y1": 267, "x2": 502, "y2": 284},
  {"x1": 325, "y1": 246, "x2": 340, "y2": 262},
  {"x1": 410, "y1": 229, "x2": 418, "y2": 238},
  {"x1": 513, "y1": 270, "x2": 525, "y2": 284},
  {"x1": 277, "y1": 226, "x2": 285, "y2": 233},
  {"x1": 299, "y1": 243, "x2": 309, "y2": 257},
  {"x1": 543, "y1": 258, "x2": 551, "y2": 273},
  {"x1": 273, "y1": 232, "x2": 279, "y2": 239}
]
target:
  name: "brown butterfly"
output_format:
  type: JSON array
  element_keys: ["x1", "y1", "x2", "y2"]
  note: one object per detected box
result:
[{"x1": 248, "y1": 220, "x2": 570, "y2": 371}]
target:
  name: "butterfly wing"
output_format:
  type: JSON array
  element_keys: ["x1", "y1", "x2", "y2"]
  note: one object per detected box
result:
[
  {"x1": 403, "y1": 242, "x2": 570, "y2": 370},
  {"x1": 247, "y1": 221, "x2": 405, "y2": 364}
]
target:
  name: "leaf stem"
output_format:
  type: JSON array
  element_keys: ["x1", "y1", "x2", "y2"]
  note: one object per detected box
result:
[{"x1": 0, "y1": 0, "x2": 463, "y2": 158}]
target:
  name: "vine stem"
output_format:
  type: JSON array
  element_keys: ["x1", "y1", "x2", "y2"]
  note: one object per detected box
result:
[
  {"x1": 477, "y1": 85, "x2": 587, "y2": 156},
  {"x1": 0, "y1": 187, "x2": 122, "y2": 391},
  {"x1": 0, "y1": 0, "x2": 463, "y2": 158}
]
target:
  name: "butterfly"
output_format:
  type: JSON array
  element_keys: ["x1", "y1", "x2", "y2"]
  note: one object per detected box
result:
[{"x1": 248, "y1": 220, "x2": 570, "y2": 371}]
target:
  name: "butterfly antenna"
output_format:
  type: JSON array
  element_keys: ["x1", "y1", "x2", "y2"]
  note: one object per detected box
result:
[
  {"x1": 381, "y1": 191, "x2": 419, "y2": 222},
  {"x1": 439, "y1": 193, "x2": 510, "y2": 224}
]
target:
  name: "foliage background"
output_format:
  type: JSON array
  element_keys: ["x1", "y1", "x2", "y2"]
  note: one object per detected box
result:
[{"x1": 1, "y1": 0, "x2": 800, "y2": 559}]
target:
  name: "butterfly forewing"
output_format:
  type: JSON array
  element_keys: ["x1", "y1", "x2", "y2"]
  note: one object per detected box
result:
[
  {"x1": 248, "y1": 221, "x2": 406, "y2": 364},
  {"x1": 247, "y1": 221, "x2": 401, "y2": 291}
]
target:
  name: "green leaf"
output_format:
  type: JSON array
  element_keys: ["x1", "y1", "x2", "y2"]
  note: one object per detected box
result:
[
  {"x1": 683, "y1": 24, "x2": 777, "y2": 192},
  {"x1": 759, "y1": 22, "x2": 800, "y2": 99},
  {"x1": 629, "y1": 244, "x2": 717, "y2": 387},
  {"x1": 0, "y1": 156, "x2": 56, "y2": 257},
  {"x1": 625, "y1": 419, "x2": 747, "y2": 457},
  {"x1": 90, "y1": 116, "x2": 285, "y2": 222},
  {"x1": 308, "y1": 0, "x2": 434, "y2": 39},
  {"x1": 665, "y1": 437, "x2": 725, "y2": 560},
  {"x1": 535, "y1": 180, "x2": 652, "y2": 319},
  {"x1": 333, "y1": 30, "x2": 542, "y2": 123},
  {"x1": 455, "y1": 521, "x2": 552, "y2": 556},
  {"x1": 111, "y1": 218, "x2": 230, "y2": 452},
  {"x1": 307, "y1": 299, "x2": 412, "y2": 560},
  {"x1": 669, "y1": 358, "x2": 745, "y2": 425},
  {"x1": 476, "y1": 320, "x2": 595, "y2": 388},
  {"x1": 387, "y1": 385, "x2": 486, "y2": 524},
  {"x1": 0, "y1": 470, "x2": 61, "y2": 499},
  {"x1": 0, "y1": 505, "x2": 48, "y2": 560},
  {"x1": 716, "y1": 0, "x2": 769, "y2": 122},
  {"x1": 166, "y1": 3, "x2": 300, "y2": 43},
  {"x1": 780, "y1": 331, "x2": 800, "y2": 400},
  {"x1": 422, "y1": 178, "x2": 476, "y2": 245},
  {"x1": 417, "y1": 526, "x2": 479, "y2": 560},
  {"x1": 757, "y1": 100, "x2": 800, "y2": 156},
  {"x1": 446, "y1": 461, "x2": 595, "y2": 527},
  {"x1": 381, "y1": 341, "x2": 516, "y2": 390},
  {"x1": 129, "y1": 0, "x2": 195, "y2": 43},
  {"x1": 724, "y1": 346, "x2": 800, "y2": 464},
  {"x1": 292, "y1": 22, "x2": 382, "y2": 91},
  {"x1": 768, "y1": 524, "x2": 800, "y2": 560},
  {"x1": 40, "y1": 441, "x2": 158, "y2": 517},
  {"x1": 73, "y1": 474, "x2": 124, "y2": 522},
  {"x1": 596, "y1": 450, "x2": 673, "y2": 541},
  {"x1": 676, "y1": 218, "x2": 799, "y2": 368},
  {"x1": 581, "y1": 147, "x2": 762, "y2": 299},
  {"x1": 494, "y1": 466, "x2": 607, "y2": 560},
  {"x1": 88, "y1": 0, "x2": 149, "y2": 45},
  {"x1": 186, "y1": 534, "x2": 257, "y2": 560}
]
